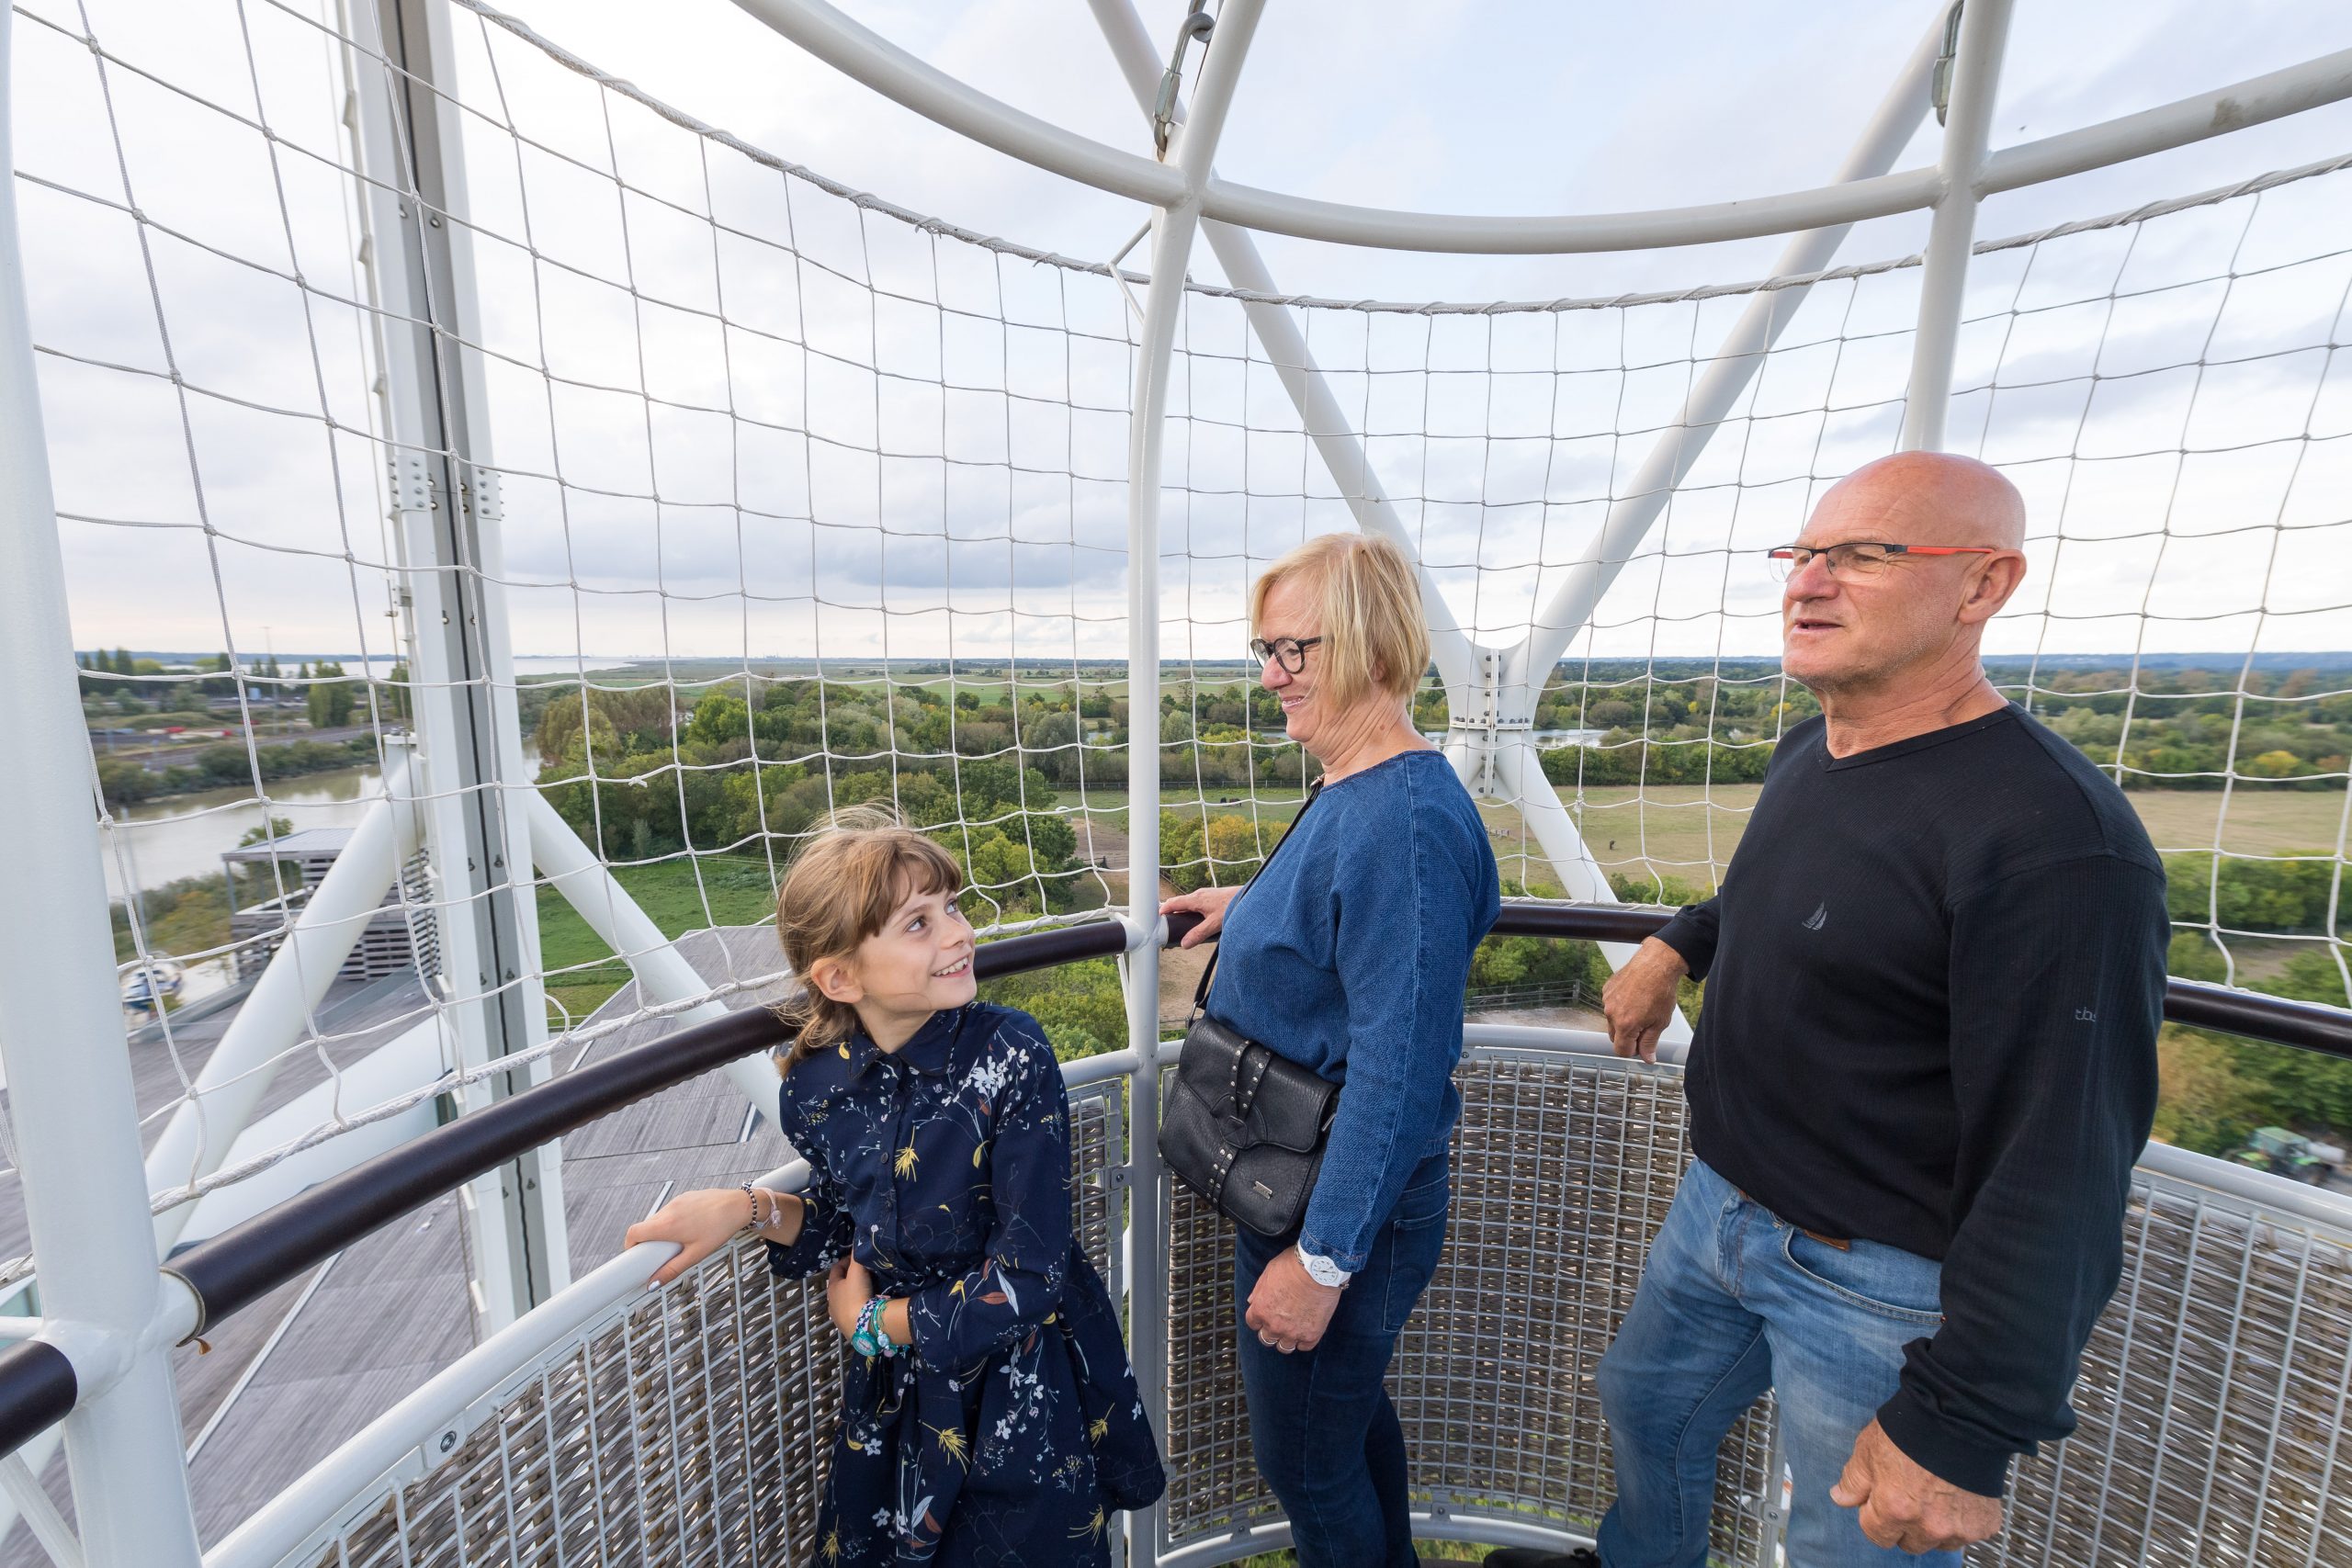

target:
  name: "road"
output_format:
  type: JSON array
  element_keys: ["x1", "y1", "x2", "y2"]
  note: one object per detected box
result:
[{"x1": 92, "y1": 723, "x2": 380, "y2": 772}]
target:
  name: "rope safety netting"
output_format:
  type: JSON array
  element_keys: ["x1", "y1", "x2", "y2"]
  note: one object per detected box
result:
[{"x1": 2, "y1": 0, "x2": 2346, "y2": 1287}]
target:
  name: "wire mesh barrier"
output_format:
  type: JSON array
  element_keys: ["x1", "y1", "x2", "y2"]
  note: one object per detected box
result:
[
  {"x1": 1989, "y1": 1159, "x2": 2352, "y2": 1567},
  {"x1": 209, "y1": 1037, "x2": 2352, "y2": 1568},
  {"x1": 1142, "y1": 157, "x2": 2352, "y2": 968},
  {"x1": 1159, "y1": 1046, "x2": 1781, "y2": 1563},
  {"x1": 283, "y1": 1070, "x2": 1124, "y2": 1568},
  {"x1": 311, "y1": 1247, "x2": 840, "y2": 1568}
]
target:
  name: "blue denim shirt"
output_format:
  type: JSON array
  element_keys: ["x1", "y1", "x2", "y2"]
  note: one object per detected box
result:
[{"x1": 1205, "y1": 749, "x2": 1498, "y2": 1273}]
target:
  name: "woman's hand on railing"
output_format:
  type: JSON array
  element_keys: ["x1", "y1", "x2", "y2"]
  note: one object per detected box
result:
[
  {"x1": 1602, "y1": 937, "x2": 1689, "y2": 1065},
  {"x1": 1160, "y1": 885, "x2": 1243, "y2": 948},
  {"x1": 626, "y1": 1185, "x2": 800, "y2": 1286}
]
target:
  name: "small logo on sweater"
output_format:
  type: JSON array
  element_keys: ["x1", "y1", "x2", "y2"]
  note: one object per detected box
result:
[{"x1": 1802, "y1": 902, "x2": 1828, "y2": 931}]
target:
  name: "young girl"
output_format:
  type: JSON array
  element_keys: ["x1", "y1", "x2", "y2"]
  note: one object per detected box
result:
[{"x1": 626, "y1": 816, "x2": 1163, "y2": 1566}]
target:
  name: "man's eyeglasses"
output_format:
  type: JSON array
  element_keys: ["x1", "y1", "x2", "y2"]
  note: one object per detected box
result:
[
  {"x1": 1249, "y1": 636, "x2": 1324, "y2": 673},
  {"x1": 1766, "y1": 542, "x2": 1996, "y2": 583}
]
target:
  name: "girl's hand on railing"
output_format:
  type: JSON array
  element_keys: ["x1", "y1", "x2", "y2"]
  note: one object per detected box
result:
[
  {"x1": 1159, "y1": 884, "x2": 1243, "y2": 948},
  {"x1": 626, "y1": 1187, "x2": 757, "y2": 1286}
]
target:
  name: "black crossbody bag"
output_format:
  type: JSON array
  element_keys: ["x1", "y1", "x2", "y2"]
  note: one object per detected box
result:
[{"x1": 1160, "y1": 783, "x2": 1341, "y2": 1239}]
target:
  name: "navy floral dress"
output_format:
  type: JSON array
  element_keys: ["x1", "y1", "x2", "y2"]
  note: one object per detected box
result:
[{"x1": 766, "y1": 1001, "x2": 1164, "y2": 1566}]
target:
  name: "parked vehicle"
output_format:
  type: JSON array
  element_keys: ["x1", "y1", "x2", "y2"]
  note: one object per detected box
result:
[
  {"x1": 120, "y1": 959, "x2": 185, "y2": 1012},
  {"x1": 2239, "y1": 1126, "x2": 2343, "y2": 1186}
]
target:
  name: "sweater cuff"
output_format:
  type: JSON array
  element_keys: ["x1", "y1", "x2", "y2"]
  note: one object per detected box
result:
[
  {"x1": 1652, "y1": 908, "x2": 1715, "y2": 979},
  {"x1": 1876, "y1": 1386, "x2": 2016, "y2": 1499}
]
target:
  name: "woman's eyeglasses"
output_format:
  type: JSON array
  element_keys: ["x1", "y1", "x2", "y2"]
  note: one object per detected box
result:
[
  {"x1": 1248, "y1": 636, "x2": 1324, "y2": 673},
  {"x1": 1766, "y1": 541, "x2": 1996, "y2": 583}
]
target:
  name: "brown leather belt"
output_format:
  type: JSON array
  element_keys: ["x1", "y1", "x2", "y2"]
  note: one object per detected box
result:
[{"x1": 1736, "y1": 1188, "x2": 1849, "y2": 1250}]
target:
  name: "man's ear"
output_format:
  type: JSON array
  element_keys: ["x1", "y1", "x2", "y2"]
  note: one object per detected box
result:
[
  {"x1": 807, "y1": 954, "x2": 863, "y2": 1006},
  {"x1": 1958, "y1": 549, "x2": 2028, "y2": 626}
]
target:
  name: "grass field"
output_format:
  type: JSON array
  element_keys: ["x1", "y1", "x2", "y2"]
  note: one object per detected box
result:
[
  {"x1": 526, "y1": 782, "x2": 2343, "y2": 1023},
  {"x1": 536, "y1": 854, "x2": 779, "y2": 1023},
  {"x1": 1064, "y1": 781, "x2": 2349, "y2": 901}
]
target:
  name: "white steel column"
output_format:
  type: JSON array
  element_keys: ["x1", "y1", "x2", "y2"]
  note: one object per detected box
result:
[
  {"x1": 145, "y1": 774, "x2": 419, "y2": 1252},
  {"x1": 1083, "y1": 0, "x2": 1478, "y2": 712},
  {"x1": 1901, "y1": 0, "x2": 2017, "y2": 450},
  {"x1": 1117, "y1": 4, "x2": 1266, "y2": 1561},
  {"x1": 524, "y1": 794, "x2": 781, "y2": 1116},
  {"x1": 349, "y1": 0, "x2": 565, "y2": 1331},
  {"x1": 0, "y1": 5, "x2": 202, "y2": 1559}
]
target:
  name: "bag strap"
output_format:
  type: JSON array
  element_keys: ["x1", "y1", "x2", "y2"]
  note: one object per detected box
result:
[{"x1": 1189, "y1": 780, "x2": 1325, "y2": 1020}]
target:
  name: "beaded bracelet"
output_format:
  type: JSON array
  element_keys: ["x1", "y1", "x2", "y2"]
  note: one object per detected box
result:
[
  {"x1": 739, "y1": 1183, "x2": 788, "y2": 1235},
  {"x1": 852, "y1": 1295, "x2": 903, "y2": 1359}
]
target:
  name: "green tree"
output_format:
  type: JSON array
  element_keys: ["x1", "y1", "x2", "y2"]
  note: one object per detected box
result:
[{"x1": 307, "y1": 660, "x2": 354, "y2": 728}]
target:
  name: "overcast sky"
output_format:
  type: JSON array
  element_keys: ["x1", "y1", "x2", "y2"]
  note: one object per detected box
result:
[{"x1": 14, "y1": 0, "x2": 2352, "y2": 669}]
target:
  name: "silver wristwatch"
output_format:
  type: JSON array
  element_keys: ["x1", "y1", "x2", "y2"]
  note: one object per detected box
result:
[{"x1": 1295, "y1": 1244, "x2": 1350, "y2": 1289}]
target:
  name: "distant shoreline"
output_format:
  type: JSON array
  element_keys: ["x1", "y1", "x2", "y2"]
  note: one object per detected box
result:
[{"x1": 83, "y1": 650, "x2": 2352, "y2": 677}]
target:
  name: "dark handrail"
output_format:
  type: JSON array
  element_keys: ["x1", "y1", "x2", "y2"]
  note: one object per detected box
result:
[
  {"x1": 3, "y1": 900, "x2": 2340, "y2": 1459},
  {"x1": 163, "y1": 918, "x2": 1129, "y2": 1341},
  {"x1": 0, "y1": 1340, "x2": 77, "y2": 1462},
  {"x1": 1486, "y1": 900, "x2": 2352, "y2": 1060}
]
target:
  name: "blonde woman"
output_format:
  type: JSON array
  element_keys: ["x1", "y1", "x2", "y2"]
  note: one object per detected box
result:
[{"x1": 1161, "y1": 533, "x2": 1498, "y2": 1568}]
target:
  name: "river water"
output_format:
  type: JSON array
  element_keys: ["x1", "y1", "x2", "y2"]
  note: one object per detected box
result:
[
  {"x1": 98, "y1": 655, "x2": 618, "y2": 899},
  {"x1": 104, "y1": 765, "x2": 387, "y2": 899}
]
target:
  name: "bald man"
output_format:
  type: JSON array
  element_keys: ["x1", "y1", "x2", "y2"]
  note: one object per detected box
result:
[{"x1": 1500, "y1": 454, "x2": 2167, "y2": 1568}]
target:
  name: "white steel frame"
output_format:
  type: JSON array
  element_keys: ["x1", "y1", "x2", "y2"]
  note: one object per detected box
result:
[
  {"x1": 0, "y1": 6, "x2": 204, "y2": 1562},
  {"x1": 345, "y1": 0, "x2": 569, "y2": 1332},
  {"x1": 4, "y1": 0, "x2": 2352, "y2": 1562}
]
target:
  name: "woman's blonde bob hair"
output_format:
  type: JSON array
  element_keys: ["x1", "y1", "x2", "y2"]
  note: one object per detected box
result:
[
  {"x1": 770, "y1": 805, "x2": 963, "y2": 1072},
  {"x1": 1248, "y1": 532, "x2": 1430, "y2": 711}
]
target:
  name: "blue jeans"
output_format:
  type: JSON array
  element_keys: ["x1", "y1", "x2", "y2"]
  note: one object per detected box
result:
[
  {"x1": 1596, "y1": 1160, "x2": 1956, "y2": 1568},
  {"x1": 1233, "y1": 1152, "x2": 1451, "y2": 1568}
]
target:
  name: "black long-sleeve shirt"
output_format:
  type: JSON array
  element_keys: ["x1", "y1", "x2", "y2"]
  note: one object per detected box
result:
[{"x1": 1655, "y1": 704, "x2": 2166, "y2": 1497}]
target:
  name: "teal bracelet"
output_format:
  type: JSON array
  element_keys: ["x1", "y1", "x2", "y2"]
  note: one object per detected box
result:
[
  {"x1": 850, "y1": 1296, "x2": 882, "y2": 1358},
  {"x1": 851, "y1": 1295, "x2": 903, "y2": 1359}
]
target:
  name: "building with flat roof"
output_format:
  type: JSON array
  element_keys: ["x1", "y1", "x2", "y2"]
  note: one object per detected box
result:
[{"x1": 221, "y1": 829, "x2": 437, "y2": 984}]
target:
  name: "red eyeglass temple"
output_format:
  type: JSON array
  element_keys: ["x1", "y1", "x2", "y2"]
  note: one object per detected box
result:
[{"x1": 1766, "y1": 545, "x2": 1996, "y2": 558}]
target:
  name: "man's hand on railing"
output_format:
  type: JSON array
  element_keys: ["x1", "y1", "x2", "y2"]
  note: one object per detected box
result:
[
  {"x1": 1602, "y1": 936, "x2": 1689, "y2": 1064},
  {"x1": 1159, "y1": 885, "x2": 1243, "y2": 948},
  {"x1": 626, "y1": 1184, "x2": 804, "y2": 1286}
]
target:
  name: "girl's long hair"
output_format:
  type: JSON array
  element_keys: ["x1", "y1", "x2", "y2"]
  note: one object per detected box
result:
[{"x1": 771, "y1": 806, "x2": 965, "y2": 1073}]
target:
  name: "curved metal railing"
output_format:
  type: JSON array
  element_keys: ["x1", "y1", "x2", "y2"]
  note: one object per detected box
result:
[{"x1": 0, "y1": 904, "x2": 2346, "y2": 1565}]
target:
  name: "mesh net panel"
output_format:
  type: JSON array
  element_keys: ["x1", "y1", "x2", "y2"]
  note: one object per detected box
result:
[
  {"x1": 7, "y1": 0, "x2": 2352, "y2": 1559},
  {"x1": 6, "y1": 0, "x2": 1147, "y2": 1258},
  {"x1": 15, "y1": 0, "x2": 2348, "y2": 1241}
]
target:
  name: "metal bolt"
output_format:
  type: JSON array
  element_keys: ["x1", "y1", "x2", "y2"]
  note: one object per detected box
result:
[{"x1": 439, "y1": 1430, "x2": 457, "y2": 1454}]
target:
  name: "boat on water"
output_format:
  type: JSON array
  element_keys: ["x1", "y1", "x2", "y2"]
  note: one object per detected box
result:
[{"x1": 119, "y1": 958, "x2": 184, "y2": 1011}]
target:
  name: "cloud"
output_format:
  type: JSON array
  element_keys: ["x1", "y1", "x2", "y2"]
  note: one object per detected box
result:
[{"x1": 20, "y1": 0, "x2": 2352, "y2": 666}]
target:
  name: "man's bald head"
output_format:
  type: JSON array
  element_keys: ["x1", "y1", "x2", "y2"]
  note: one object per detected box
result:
[
  {"x1": 1811, "y1": 450, "x2": 2026, "y2": 551},
  {"x1": 1781, "y1": 451, "x2": 2030, "y2": 700}
]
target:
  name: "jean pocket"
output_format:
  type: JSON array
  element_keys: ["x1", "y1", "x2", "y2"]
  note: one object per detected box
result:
[
  {"x1": 1781, "y1": 1229, "x2": 1943, "y2": 1326},
  {"x1": 1391, "y1": 1172, "x2": 1450, "y2": 1231},
  {"x1": 1380, "y1": 1175, "x2": 1450, "y2": 1333}
]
